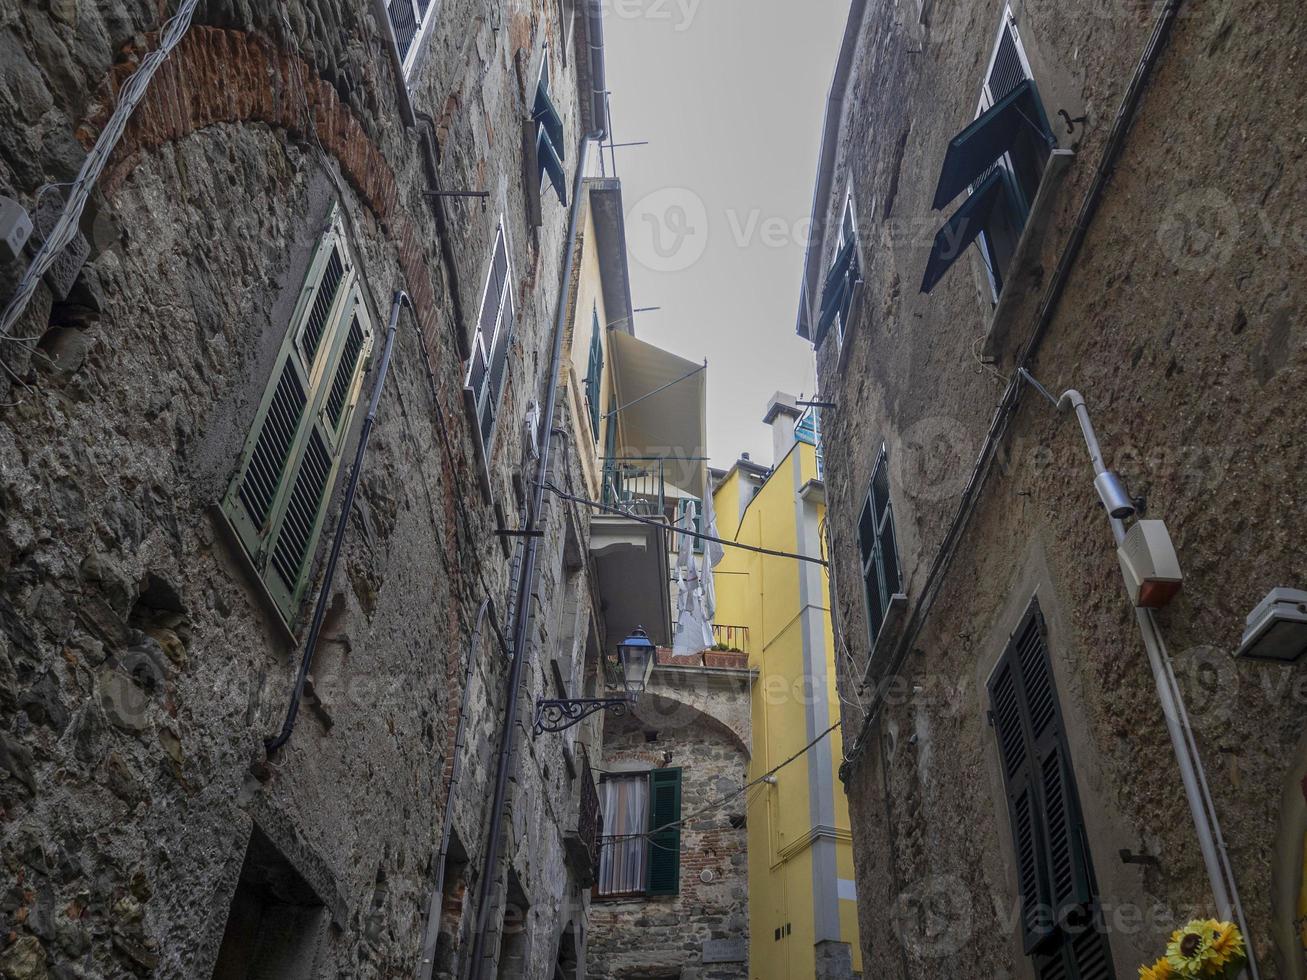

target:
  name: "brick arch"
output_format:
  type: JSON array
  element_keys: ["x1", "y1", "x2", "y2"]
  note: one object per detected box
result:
[{"x1": 78, "y1": 26, "x2": 440, "y2": 344}]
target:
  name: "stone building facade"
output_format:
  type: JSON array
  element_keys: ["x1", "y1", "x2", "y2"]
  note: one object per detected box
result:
[
  {"x1": 588, "y1": 654, "x2": 753, "y2": 980},
  {"x1": 798, "y1": 0, "x2": 1307, "y2": 978},
  {"x1": 0, "y1": 0, "x2": 626, "y2": 978}
]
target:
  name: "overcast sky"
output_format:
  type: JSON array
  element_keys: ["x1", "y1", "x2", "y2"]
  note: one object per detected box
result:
[{"x1": 602, "y1": 0, "x2": 851, "y2": 470}]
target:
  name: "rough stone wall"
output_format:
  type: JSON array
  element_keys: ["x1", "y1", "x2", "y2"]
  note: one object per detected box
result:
[
  {"x1": 588, "y1": 677, "x2": 750, "y2": 980},
  {"x1": 810, "y1": 0, "x2": 1307, "y2": 977},
  {"x1": 0, "y1": 0, "x2": 601, "y2": 977}
]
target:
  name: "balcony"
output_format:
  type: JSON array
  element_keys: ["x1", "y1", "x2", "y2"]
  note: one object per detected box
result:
[
  {"x1": 711, "y1": 624, "x2": 750, "y2": 654},
  {"x1": 564, "y1": 742, "x2": 602, "y2": 887},
  {"x1": 588, "y1": 331, "x2": 707, "y2": 650}
]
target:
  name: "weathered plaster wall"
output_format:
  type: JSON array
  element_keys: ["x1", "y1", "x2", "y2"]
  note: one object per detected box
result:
[{"x1": 811, "y1": 0, "x2": 1307, "y2": 976}]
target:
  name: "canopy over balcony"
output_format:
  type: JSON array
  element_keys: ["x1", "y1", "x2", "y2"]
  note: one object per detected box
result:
[{"x1": 608, "y1": 330, "x2": 708, "y2": 497}]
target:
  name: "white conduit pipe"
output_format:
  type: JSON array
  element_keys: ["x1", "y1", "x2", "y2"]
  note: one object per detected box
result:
[
  {"x1": 1057, "y1": 387, "x2": 1258, "y2": 979},
  {"x1": 0, "y1": 0, "x2": 200, "y2": 340}
]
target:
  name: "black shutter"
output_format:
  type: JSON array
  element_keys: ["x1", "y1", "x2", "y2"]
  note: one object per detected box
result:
[
  {"x1": 646, "y1": 768, "x2": 681, "y2": 896},
  {"x1": 989, "y1": 601, "x2": 1114, "y2": 978}
]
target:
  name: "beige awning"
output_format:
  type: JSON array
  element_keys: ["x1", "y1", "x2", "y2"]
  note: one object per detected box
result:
[{"x1": 609, "y1": 330, "x2": 708, "y2": 495}]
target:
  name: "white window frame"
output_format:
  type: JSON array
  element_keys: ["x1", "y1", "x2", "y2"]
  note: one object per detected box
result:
[
  {"x1": 972, "y1": 6, "x2": 1037, "y2": 302},
  {"x1": 387, "y1": 0, "x2": 440, "y2": 78},
  {"x1": 834, "y1": 189, "x2": 859, "y2": 348},
  {"x1": 464, "y1": 218, "x2": 516, "y2": 461}
]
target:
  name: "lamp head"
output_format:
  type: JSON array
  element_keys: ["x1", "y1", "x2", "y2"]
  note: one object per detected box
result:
[
  {"x1": 1094, "y1": 471, "x2": 1136, "y2": 520},
  {"x1": 617, "y1": 626, "x2": 656, "y2": 698}
]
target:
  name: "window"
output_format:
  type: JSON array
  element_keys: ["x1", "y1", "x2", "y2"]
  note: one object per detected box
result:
[
  {"x1": 386, "y1": 0, "x2": 436, "y2": 76},
  {"x1": 584, "y1": 307, "x2": 604, "y2": 440},
  {"x1": 533, "y1": 53, "x2": 568, "y2": 207},
  {"x1": 857, "y1": 448, "x2": 901, "y2": 646},
  {"x1": 988, "y1": 601, "x2": 1113, "y2": 979},
  {"x1": 465, "y1": 223, "x2": 515, "y2": 456},
  {"x1": 221, "y1": 209, "x2": 374, "y2": 624},
  {"x1": 597, "y1": 769, "x2": 682, "y2": 897},
  {"x1": 921, "y1": 8, "x2": 1054, "y2": 297},
  {"x1": 816, "y1": 195, "x2": 860, "y2": 345}
]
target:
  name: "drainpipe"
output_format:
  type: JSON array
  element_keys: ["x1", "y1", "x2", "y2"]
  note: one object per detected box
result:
[
  {"x1": 373, "y1": 0, "x2": 471, "y2": 359},
  {"x1": 417, "y1": 597, "x2": 508, "y2": 980},
  {"x1": 464, "y1": 116, "x2": 606, "y2": 980},
  {"x1": 264, "y1": 290, "x2": 408, "y2": 756},
  {"x1": 1046, "y1": 383, "x2": 1258, "y2": 977}
]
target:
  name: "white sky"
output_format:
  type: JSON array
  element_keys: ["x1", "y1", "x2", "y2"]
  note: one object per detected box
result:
[{"x1": 602, "y1": 0, "x2": 851, "y2": 470}]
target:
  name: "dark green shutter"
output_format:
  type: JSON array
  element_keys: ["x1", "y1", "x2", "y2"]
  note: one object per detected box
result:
[
  {"x1": 221, "y1": 211, "x2": 374, "y2": 624},
  {"x1": 859, "y1": 450, "x2": 900, "y2": 647},
  {"x1": 646, "y1": 768, "x2": 681, "y2": 896},
  {"x1": 585, "y1": 310, "x2": 603, "y2": 439},
  {"x1": 989, "y1": 602, "x2": 1114, "y2": 978}
]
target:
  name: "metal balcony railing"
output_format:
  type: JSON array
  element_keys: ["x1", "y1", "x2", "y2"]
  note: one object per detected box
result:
[
  {"x1": 601, "y1": 456, "x2": 669, "y2": 520},
  {"x1": 711, "y1": 624, "x2": 749, "y2": 654},
  {"x1": 564, "y1": 742, "x2": 602, "y2": 887}
]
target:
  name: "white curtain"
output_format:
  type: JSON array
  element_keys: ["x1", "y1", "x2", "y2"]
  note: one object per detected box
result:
[{"x1": 598, "y1": 776, "x2": 649, "y2": 896}]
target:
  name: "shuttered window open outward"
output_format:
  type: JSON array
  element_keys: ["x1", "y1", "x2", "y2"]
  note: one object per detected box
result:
[
  {"x1": 465, "y1": 226, "x2": 513, "y2": 456},
  {"x1": 222, "y1": 211, "x2": 375, "y2": 625},
  {"x1": 646, "y1": 768, "x2": 682, "y2": 896},
  {"x1": 858, "y1": 448, "x2": 902, "y2": 647},
  {"x1": 387, "y1": 0, "x2": 434, "y2": 75},
  {"x1": 533, "y1": 56, "x2": 568, "y2": 206},
  {"x1": 988, "y1": 602, "x2": 1114, "y2": 980},
  {"x1": 817, "y1": 198, "x2": 860, "y2": 344},
  {"x1": 585, "y1": 308, "x2": 604, "y2": 439}
]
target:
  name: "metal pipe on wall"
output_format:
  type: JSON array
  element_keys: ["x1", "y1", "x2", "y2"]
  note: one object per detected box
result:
[
  {"x1": 1055, "y1": 389, "x2": 1258, "y2": 978},
  {"x1": 264, "y1": 290, "x2": 408, "y2": 756},
  {"x1": 464, "y1": 125, "x2": 604, "y2": 978},
  {"x1": 417, "y1": 597, "x2": 508, "y2": 980}
]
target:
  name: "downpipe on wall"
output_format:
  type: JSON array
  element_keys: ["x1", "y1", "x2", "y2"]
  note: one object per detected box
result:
[
  {"x1": 417, "y1": 596, "x2": 509, "y2": 980},
  {"x1": 1043, "y1": 383, "x2": 1259, "y2": 979},
  {"x1": 263, "y1": 290, "x2": 409, "y2": 758},
  {"x1": 464, "y1": 123, "x2": 605, "y2": 978}
]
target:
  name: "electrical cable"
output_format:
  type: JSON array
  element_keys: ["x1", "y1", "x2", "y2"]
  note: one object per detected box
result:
[
  {"x1": 0, "y1": 0, "x2": 201, "y2": 342},
  {"x1": 544, "y1": 482, "x2": 828, "y2": 567},
  {"x1": 597, "y1": 720, "x2": 840, "y2": 847}
]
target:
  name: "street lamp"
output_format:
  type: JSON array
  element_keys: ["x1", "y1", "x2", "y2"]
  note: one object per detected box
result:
[{"x1": 533, "y1": 627, "x2": 656, "y2": 736}]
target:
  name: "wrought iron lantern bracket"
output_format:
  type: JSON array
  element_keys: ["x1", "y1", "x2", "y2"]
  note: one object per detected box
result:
[{"x1": 533, "y1": 696, "x2": 633, "y2": 736}]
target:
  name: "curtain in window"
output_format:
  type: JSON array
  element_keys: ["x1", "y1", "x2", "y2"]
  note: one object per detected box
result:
[{"x1": 597, "y1": 776, "x2": 649, "y2": 896}]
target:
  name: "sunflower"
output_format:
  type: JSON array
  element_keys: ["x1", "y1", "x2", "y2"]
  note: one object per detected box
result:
[
  {"x1": 1166, "y1": 920, "x2": 1220, "y2": 976},
  {"x1": 1201, "y1": 920, "x2": 1245, "y2": 975},
  {"x1": 1139, "y1": 956, "x2": 1175, "y2": 980}
]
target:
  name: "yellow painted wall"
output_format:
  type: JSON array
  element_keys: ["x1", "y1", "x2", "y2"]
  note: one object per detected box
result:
[{"x1": 715, "y1": 442, "x2": 861, "y2": 978}]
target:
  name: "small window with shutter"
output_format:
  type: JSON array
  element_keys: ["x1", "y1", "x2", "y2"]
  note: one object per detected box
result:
[
  {"x1": 584, "y1": 306, "x2": 604, "y2": 440},
  {"x1": 532, "y1": 52, "x2": 568, "y2": 207},
  {"x1": 386, "y1": 0, "x2": 437, "y2": 77},
  {"x1": 817, "y1": 194, "x2": 861, "y2": 347},
  {"x1": 921, "y1": 6, "x2": 1055, "y2": 298},
  {"x1": 858, "y1": 447, "x2": 902, "y2": 647},
  {"x1": 646, "y1": 767, "x2": 682, "y2": 896},
  {"x1": 988, "y1": 601, "x2": 1115, "y2": 979},
  {"x1": 464, "y1": 223, "x2": 515, "y2": 458},
  {"x1": 221, "y1": 208, "x2": 374, "y2": 626}
]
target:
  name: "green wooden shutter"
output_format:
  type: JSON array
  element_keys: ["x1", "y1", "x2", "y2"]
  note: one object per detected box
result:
[
  {"x1": 646, "y1": 768, "x2": 682, "y2": 896},
  {"x1": 989, "y1": 602, "x2": 1114, "y2": 979},
  {"x1": 585, "y1": 310, "x2": 603, "y2": 439},
  {"x1": 221, "y1": 210, "x2": 373, "y2": 624}
]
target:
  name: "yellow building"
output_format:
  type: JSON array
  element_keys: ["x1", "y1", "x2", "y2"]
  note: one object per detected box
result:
[{"x1": 711, "y1": 394, "x2": 861, "y2": 980}]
